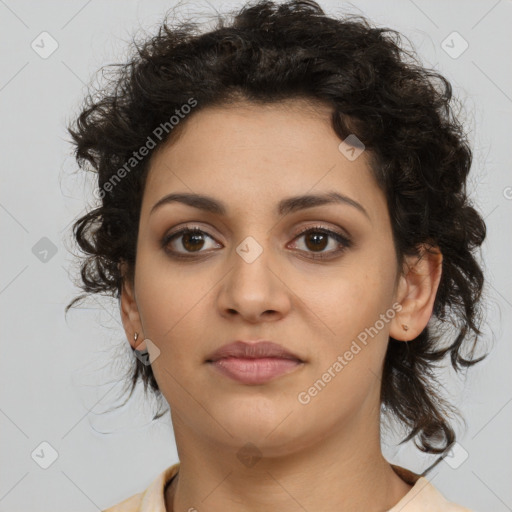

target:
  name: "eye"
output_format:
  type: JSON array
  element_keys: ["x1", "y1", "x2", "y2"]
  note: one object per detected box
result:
[
  {"x1": 161, "y1": 226, "x2": 220, "y2": 258},
  {"x1": 161, "y1": 224, "x2": 352, "y2": 260},
  {"x1": 289, "y1": 225, "x2": 352, "y2": 260}
]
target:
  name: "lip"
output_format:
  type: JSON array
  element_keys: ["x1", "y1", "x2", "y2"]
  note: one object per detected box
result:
[
  {"x1": 206, "y1": 340, "x2": 302, "y2": 362},
  {"x1": 206, "y1": 341, "x2": 304, "y2": 385}
]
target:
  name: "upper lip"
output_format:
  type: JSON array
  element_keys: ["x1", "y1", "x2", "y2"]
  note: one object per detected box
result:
[{"x1": 206, "y1": 341, "x2": 303, "y2": 362}]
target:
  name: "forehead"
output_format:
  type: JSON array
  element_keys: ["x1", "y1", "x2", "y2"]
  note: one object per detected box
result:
[{"x1": 141, "y1": 100, "x2": 385, "y2": 222}]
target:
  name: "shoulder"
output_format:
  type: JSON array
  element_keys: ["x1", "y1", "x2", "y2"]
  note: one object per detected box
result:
[
  {"x1": 102, "y1": 492, "x2": 144, "y2": 512},
  {"x1": 102, "y1": 462, "x2": 180, "y2": 512},
  {"x1": 388, "y1": 474, "x2": 474, "y2": 512}
]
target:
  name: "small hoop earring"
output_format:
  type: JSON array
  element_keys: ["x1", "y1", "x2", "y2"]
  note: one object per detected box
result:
[
  {"x1": 134, "y1": 332, "x2": 139, "y2": 341},
  {"x1": 402, "y1": 324, "x2": 409, "y2": 331}
]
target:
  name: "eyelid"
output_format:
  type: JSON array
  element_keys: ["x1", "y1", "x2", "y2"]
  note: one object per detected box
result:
[
  {"x1": 292, "y1": 223, "x2": 352, "y2": 244},
  {"x1": 288, "y1": 224, "x2": 352, "y2": 260},
  {"x1": 160, "y1": 224, "x2": 220, "y2": 252}
]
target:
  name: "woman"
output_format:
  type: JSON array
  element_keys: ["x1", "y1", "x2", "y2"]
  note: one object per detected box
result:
[{"x1": 66, "y1": 1, "x2": 487, "y2": 510}]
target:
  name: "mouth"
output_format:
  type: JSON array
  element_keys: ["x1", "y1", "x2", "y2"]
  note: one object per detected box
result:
[{"x1": 206, "y1": 340, "x2": 304, "y2": 385}]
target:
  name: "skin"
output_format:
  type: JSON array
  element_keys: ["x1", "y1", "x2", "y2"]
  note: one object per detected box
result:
[{"x1": 120, "y1": 99, "x2": 443, "y2": 512}]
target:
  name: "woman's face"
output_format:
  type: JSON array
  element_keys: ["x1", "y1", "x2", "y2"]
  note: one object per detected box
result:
[{"x1": 123, "y1": 100, "x2": 407, "y2": 455}]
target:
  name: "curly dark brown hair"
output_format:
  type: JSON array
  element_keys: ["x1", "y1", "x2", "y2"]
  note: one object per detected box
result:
[{"x1": 65, "y1": 0, "x2": 488, "y2": 457}]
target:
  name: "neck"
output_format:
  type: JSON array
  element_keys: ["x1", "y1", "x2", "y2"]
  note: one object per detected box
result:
[{"x1": 165, "y1": 410, "x2": 412, "y2": 512}]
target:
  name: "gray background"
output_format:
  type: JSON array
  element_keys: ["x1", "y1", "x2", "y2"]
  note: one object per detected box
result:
[{"x1": 0, "y1": 0, "x2": 511, "y2": 510}]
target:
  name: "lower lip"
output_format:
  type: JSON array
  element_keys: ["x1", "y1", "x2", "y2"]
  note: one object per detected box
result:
[{"x1": 208, "y1": 357, "x2": 303, "y2": 385}]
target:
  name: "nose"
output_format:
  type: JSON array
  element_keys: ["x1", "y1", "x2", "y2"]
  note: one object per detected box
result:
[{"x1": 216, "y1": 238, "x2": 292, "y2": 323}]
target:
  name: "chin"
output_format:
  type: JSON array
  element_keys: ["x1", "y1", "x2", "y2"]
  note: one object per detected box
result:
[{"x1": 212, "y1": 404, "x2": 312, "y2": 450}]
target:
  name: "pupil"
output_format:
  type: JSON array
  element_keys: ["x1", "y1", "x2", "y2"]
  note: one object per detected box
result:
[
  {"x1": 306, "y1": 232, "x2": 327, "y2": 251},
  {"x1": 183, "y1": 232, "x2": 204, "y2": 251}
]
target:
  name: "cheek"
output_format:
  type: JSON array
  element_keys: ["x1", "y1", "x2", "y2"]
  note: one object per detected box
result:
[
  {"x1": 134, "y1": 252, "x2": 216, "y2": 367},
  {"x1": 312, "y1": 267, "x2": 391, "y2": 338},
  {"x1": 301, "y1": 278, "x2": 394, "y2": 415},
  {"x1": 304, "y1": 255, "x2": 396, "y2": 386}
]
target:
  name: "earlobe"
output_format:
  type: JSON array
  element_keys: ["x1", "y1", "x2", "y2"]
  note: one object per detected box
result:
[
  {"x1": 390, "y1": 244, "x2": 443, "y2": 342},
  {"x1": 119, "y1": 261, "x2": 146, "y2": 351}
]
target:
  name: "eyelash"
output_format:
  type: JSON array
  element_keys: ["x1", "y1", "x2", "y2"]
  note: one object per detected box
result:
[{"x1": 161, "y1": 224, "x2": 352, "y2": 261}]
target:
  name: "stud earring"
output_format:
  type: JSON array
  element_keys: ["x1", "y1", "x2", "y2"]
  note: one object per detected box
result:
[
  {"x1": 402, "y1": 324, "x2": 409, "y2": 331},
  {"x1": 134, "y1": 332, "x2": 139, "y2": 341}
]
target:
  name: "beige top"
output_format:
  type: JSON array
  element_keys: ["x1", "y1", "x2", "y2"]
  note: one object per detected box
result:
[{"x1": 102, "y1": 463, "x2": 473, "y2": 511}]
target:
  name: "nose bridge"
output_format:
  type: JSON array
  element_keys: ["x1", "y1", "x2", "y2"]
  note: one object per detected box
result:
[
  {"x1": 229, "y1": 210, "x2": 278, "y2": 267},
  {"x1": 231, "y1": 231, "x2": 274, "y2": 287}
]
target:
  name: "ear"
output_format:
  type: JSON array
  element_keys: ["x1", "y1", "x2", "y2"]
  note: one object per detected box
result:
[
  {"x1": 119, "y1": 260, "x2": 146, "y2": 351},
  {"x1": 390, "y1": 243, "x2": 443, "y2": 342}
]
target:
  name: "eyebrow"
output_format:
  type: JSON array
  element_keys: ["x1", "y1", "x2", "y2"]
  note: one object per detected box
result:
[{"x1": 150, "y1": 191, "x2": 370, "y2": 220}]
